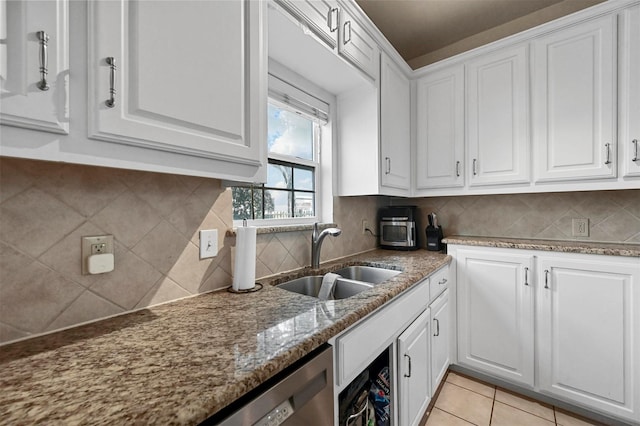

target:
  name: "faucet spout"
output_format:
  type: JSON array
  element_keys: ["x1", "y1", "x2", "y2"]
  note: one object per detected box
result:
[{"x1": 311, "y1": 223, "x2": 341, "y2": 269}]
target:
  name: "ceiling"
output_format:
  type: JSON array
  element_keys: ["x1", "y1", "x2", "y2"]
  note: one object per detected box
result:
[{"x1": 354, "y1": 0, "x2": 605, "y2": 69}]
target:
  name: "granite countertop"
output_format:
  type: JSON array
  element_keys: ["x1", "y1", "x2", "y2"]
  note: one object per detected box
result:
[
  {"x1": 442, "y1": 235, "x2": 640, "y2": 257},
  {"x1": 0, "y1": 249, "x2": 450, "y2": 425}
]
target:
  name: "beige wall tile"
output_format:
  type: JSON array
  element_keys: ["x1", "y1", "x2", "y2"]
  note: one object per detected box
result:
[
  {"x1": 0, "y1": 322, "x2": 30, "y2": 343},
  {"x1": 92, "y1": 191, "x2": 162, "y2": 249},
  {"x1": 166, "y1": 241, "x2": 217, "y2": 294},
  {"x1": 126, "y1": 172, "x2": 193, "y2": 218},
  {"x1": 45, "y1": 291, "x2": 123, "y2": 331},
  {"x1": 135, "y1": 277, "x2": 192, "y2": 309},
  {"x1": 0, "y1": 260, "x2": 84, "y2": 332},
  {"x1": 0, "y1": 158, "x2": 34, "y2": 203},
  {"x1": 89, "y1": 244, "x2": 162, "y2": 309},
  {"x1": 132, "y1": 221, "x2": 191, "y2": 275},
  {"x1": 0, "y1": 187, "x2": 85, "y2": 257}
]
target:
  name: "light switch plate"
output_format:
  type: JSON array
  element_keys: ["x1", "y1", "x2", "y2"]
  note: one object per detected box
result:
[
  {"x1": 572, "y1": 218, "x2": 589, "y2": 237},
  {"x1": 81, "y1": 235, "x2": 114, "y2": 274},
  {"x1": 200, "y1": 229, "x2": 218, "y2": 259}
]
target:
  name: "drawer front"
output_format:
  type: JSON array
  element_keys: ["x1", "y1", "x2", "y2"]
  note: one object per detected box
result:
[
  {"x1": 429, "y1": 265, "x2": 450, "y2": 303},
  {"x1": 337, "y1": 279, "x2": 430, "y2": 386}
]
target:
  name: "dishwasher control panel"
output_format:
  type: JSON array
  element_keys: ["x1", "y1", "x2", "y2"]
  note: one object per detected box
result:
[{"x1": 254, "y1": 399, "x2": 293, "y2": 426}]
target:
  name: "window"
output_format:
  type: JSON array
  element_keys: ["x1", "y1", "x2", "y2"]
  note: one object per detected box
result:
[{"x1": 232, "y1": 75, "x2": 329, "y2": 224}]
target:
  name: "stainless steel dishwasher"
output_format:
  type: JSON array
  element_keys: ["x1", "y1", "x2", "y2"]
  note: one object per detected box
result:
[{"x1": 215, "y1": 345, "x2": 334, "y2": 425}]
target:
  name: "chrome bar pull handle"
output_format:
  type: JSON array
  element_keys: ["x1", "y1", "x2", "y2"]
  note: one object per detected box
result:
[
  {"x1": 105, "y1": 57, "x2": 116, "y2": 108},
  {"x1": 36, "y1": 31, "x2": 50, "y2": 91},
  {"x1": 434, "y1": 318, "x2": 440, "y2": 336},
  {"x1": 456, "y1": 161, "x2": 460, "y2": 177},
  {"x1": 633, "y1": 139, "x2": 638, "y2": 162},
  {"x1": 524, "y1": 267, "x2": 529, "y2": 286},
  {"x1": 544, "y1": 269, "x2": 549, "y2": 289},
  {"x1": 604, "y1": 143, "x2": 612, "y2": 165},
  {"x1": 327, "y1": 7, "x2": 338, "y2": 32},
  {"x1": 343, "y1": 21, "x2": 351, "y2": 44},
  {"x1": 404, "y1": 354, "x2": 412, "y2": 377},
  {"x1": 385, "y1": 157, "x2": 391, "y2": 174},
  {"x1": 473, "y1": 159, "x2": 477, "y2": 176}
]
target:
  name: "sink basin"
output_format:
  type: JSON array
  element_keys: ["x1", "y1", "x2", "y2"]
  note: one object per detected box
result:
[
  {"x1": 332, "y1": 265, "x2": 400, "y2": 284},
  {"x1": 276, "y1": 276, "x2": 374, "y2": 300}
]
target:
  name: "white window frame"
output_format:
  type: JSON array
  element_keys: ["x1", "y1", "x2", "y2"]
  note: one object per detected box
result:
[{"x1": 232, "y1": 64, "x2": 334, "y2": 227}]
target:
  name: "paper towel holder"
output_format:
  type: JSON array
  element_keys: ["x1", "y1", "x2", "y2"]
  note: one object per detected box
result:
[{"x1": 227, "y1": 283, "x2": 263, "y2": 294}]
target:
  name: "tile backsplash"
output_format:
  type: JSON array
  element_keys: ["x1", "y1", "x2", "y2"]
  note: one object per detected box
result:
[
  {"x1": 0, "y1": 158, "x2": 380, "y2": 344},
  {"x1": 1, "y1": 157, "x2": 638, "y2": 345},
  {"x1": 404, "y1": 190, "x2": 640, "y2": 243}
]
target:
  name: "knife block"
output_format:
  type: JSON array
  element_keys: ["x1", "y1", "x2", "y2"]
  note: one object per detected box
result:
[{"x1": 425, "y1": 225, "x2": 443, "y2": 251}]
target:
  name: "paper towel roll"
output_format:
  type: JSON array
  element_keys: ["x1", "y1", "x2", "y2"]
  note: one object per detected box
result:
[{"x1": 232, "y1": 226, "x2": 257, "y2": 291}]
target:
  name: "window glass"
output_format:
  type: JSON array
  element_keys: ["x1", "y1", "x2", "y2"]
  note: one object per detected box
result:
[
  {"x1": 267, "y1": 104, "x2": 314, "y2": 160},
  {"x1": 293, "y1": 167, "x2": 314, "y2": 191}
]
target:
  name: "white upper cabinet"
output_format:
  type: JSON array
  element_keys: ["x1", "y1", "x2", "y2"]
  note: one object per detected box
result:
[
  {"x1": 467, "y1": 44, "x2": 530, "y2": 186},
  {"x1": 380, "y1": 52, "x2": 411, "y2": 191},
  {"x1": 338, "y1": 7, "x2": 379, "y2": 80},
  {"x1": 87, "y1": 0, "x2": 266, "y2": 171},
  {"x1": 537, "y1": 255, "x2": 640, "y2": 423},
  {"x1": 532, "y1": 15, "x2": 617, "y2": 182},
  {"x1": 620, "y1": 4, "x2": 640, "y2": 177},
  {"x1": 415, "y1": 65, "x2": 465, "y2": 190},
  {"x1": 0, "y1": 0, "x2": 69, "y2": 134},
  {"x1": 275, "y1": 0, "x2": 339, "y2": 49}
]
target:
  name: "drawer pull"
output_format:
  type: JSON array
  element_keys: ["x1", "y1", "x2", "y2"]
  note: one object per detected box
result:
[
  {"x1": 343, "y1": 20, "x2": 351, "y2": 44},
  {"x1": 105, "y1": 57, "x2": 116, "y2": 108},
  {"x1": 37, "y1": 31, "x2": 50, "y2": 91},
  {"x1": 524, "y1": 267, "x2": 529, "y2": 286},
  {"x1": 544, "y1": 269, "x2": 550, "y2": 289},
  {"x1": 404, "y1": 354, "x2": 412, "y2": 377},
  {"x1": 633, "y1": 139, "x2": 638, "y2": 162},
  {"x1": 604, "y1": 143, "x2": 612, "y2": 165},
  {"x1": 434, "y1": 318, "x2": 440, "y2": 336},
  {"x1": 438, "y1": 278, "x2": 447, "y2": 285},
  {"x1": 327, "y1": 7, "x2": 339, "y2": 32}
]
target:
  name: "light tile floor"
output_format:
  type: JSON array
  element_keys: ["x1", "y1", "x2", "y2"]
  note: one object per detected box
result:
[{"x1": 423, "y1": 372, "x2": 607, "y2": 426}]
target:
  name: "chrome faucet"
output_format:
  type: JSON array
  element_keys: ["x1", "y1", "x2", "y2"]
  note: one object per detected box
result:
[{"x1": 311, "y1": 223, "x2": 341, "y2": 269}]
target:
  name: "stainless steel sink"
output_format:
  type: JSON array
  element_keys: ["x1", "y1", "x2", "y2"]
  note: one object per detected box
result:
[
  {"x1": 276, "y1": 276, "x2": 374, "y2": 299},
  {"x1": 332, "y1": 265, "x2": 400, "y2": 284}
]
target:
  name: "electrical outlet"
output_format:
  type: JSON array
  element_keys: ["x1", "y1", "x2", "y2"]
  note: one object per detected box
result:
[
  {"x1": 362, "y1": 219, "x2": 369, "y2": 235},
  {"x1": 200, "y1": 229, "x2": 218, "y2": 259},
  {"x1": 572, "y1": 218, "x2": 589, "y2": 237},
  {"x1": 81, "y1": 235, "x2": 114, "y2": 275}
]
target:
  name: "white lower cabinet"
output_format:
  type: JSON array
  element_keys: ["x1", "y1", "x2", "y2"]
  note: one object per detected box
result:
[
  {"x1": 451, "y1": 244, "x2": 640, "y2": 423},
  {"x1": 398, "y1": 308, "x2": 431, "y2": 426},
  {"x1": 430, "y1": 289, "x2": 450, "y2": 394},
  {"x1": 537, "y1": 255, "x2": 640, "y2": 423},
  {"x1": 334, "y1": 265, "x2": 452, "y2": 425},
  {"x1": 455, "y1": 248, "x2": 535, "y2": 386}
]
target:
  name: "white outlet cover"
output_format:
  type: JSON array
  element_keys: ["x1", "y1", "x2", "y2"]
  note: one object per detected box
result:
[{"x1": 200, "y1": 229, "x2": 218, "y2": 259}]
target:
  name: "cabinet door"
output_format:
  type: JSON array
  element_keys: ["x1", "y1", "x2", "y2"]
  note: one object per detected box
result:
[
  {"x1": 0, "y1": 0, "x2": 69, "y2": 134},
  {"x1": 338, "y1": 9, "x2": 379, "y2": 80},
  {"x1": 88, "y1": 1, "x2": 266, "y2": 168},
  {"x1": 533, "y1": 15, "x2": 617, "y2": 182},
  {"x1": 537, "y1": 255, "x2": 640, "y2": 422},
  {"x1": 620, "y1": 4, "x2": 640, "y2": 177},
  {"x1": 467, "y1": 44, "x2": 530, "y2": 186},
  {"x1": 398, "y1": 308, "x2": 431, "y2": 426},
  {"x1": 415, "y1": 65, "x2": 465, "y2": 189},
  {"x1": 380, "y1": 53, "x2": 410, "y2": 192},
  {"x1": 457, "y1": 249, "x2": 535, "y2": 386},
  {"x1": 430, "y1": 289, "x2": 450, "y2": 393},
  {"x1": 275, "y1": 0, "x2": 339, "y2": 49}
]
